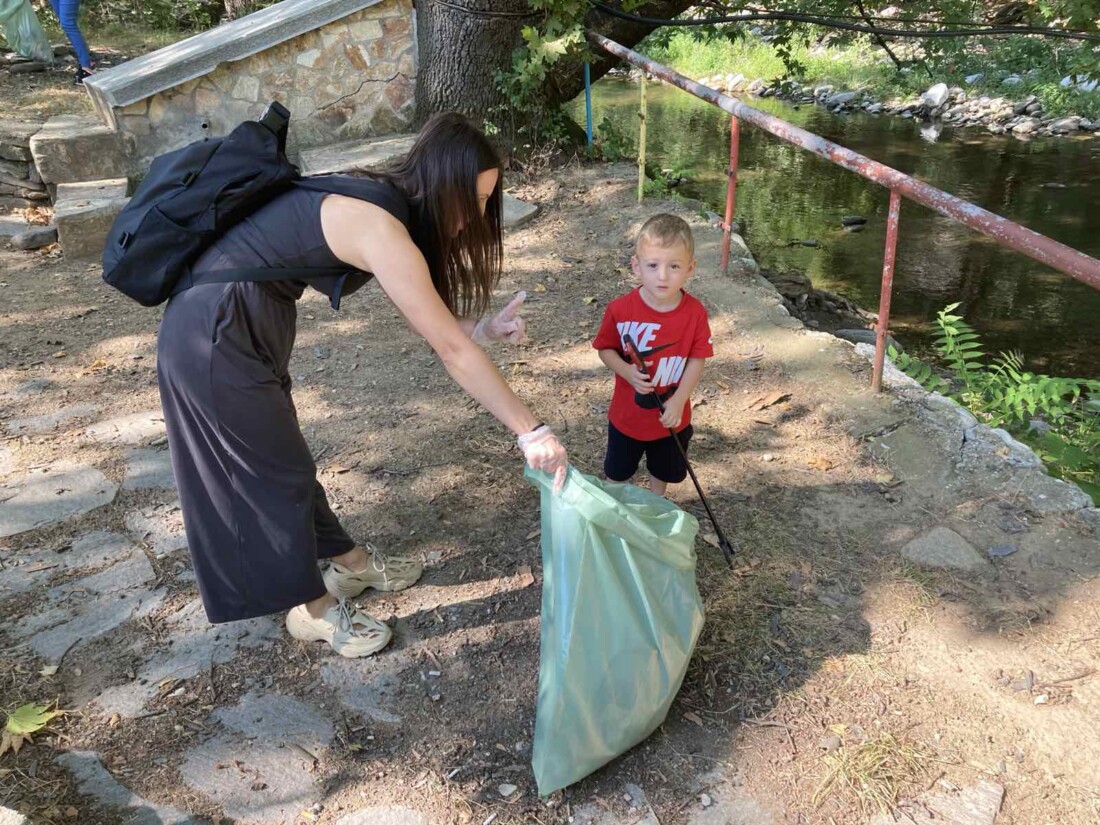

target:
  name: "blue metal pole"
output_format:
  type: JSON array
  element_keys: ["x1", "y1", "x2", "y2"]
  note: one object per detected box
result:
[{"x1": 584, "y1": 62, "x2": 593, "y2": 146}]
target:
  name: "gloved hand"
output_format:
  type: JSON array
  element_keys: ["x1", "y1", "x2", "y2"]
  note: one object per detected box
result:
[
  {"x1": 518, "y1": 424, "x2": 568, "y2": 493},
  {"x1": 472, "y1": 292, "x2": 527, "y2": 345}
]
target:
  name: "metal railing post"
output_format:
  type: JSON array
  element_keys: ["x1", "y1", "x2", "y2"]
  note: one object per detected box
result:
[
  {"x1": 584, "y1": 62, "x2": 593, "y2": 147},
  {"x1": 638, "y1": 75, "x2": 647, "y2": 204},
  {"x1": 720, "y1": 116, "x2": 740, "y2": 276},
  {"x1": 872, "y1": 190, "x2": 902, "y2": 393}
]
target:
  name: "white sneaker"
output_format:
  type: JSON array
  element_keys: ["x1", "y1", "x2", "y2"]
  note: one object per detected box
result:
[
  {"x1": 323, "y1": 544, "x2": 423, "y2": 598},
  {"x1": 285, "y1": 599, "x2": 392, "y2": 658}
]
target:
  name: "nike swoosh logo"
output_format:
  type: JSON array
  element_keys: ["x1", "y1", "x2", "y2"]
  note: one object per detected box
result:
[{"x1": 638, "y1": 341, "x2": 679, "y2": 359}]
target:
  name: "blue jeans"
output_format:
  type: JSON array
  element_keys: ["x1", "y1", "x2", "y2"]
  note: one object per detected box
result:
[{"x1": 47, "y1": 0, "x2": 92, "y2": 69}]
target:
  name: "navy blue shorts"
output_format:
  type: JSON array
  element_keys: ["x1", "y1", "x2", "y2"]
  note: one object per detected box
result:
[{"x1": 604, "y1": 421, "x2": 694, "y2": 484}]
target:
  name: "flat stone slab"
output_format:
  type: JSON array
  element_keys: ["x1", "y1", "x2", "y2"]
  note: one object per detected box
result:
[
  {"x1": 56, "y1": 751, "x2": 199, "y2": 825},
  {"x1": 1001, "y1": 470, "x2": 1093, "y2": 514},
  {"x1": 179, "y1": 731, "x2": 324, "y2": 824},
  {"x1": 11, "y1": 225, "x2": 58, "y2": 250},
  {"x1": 85, "y1": 410, "x2": 166, "y2": 445},
  {"x1": 870, "y1": 779, "x2": 1003, "y2": 825},
  {"x1": 336, "y1": 808, "x2": 429, "y2": 825},
  {"x1": 14, "y1": 548, "x2": 162, "y2": 661},
  {"x1": 0, "y1": 214, "x2": 31, "y2": 242},
  {"x1": 95, "y1": 599, "x2": 279, "y2": 717},
  {"x1": 7, "y1": 378, "x2": 54, "y2": 397},
  {"x1": 54, "y1": 181, "x2": 131, "y2": 260},
  {"x1": 29, "y1": 115, "x2": 134, "y2": 186},
  {"x1": 214, "y1": 692, "x2": 335, "y2": 750},
  {"x1": 0, "y1": 461, "x2": 117, "y2": 539},
  {"x1": 503, "y1": 193, "x2": 539, "y2": 229},
  {"x1": 868, "y1": 422, "x2": 955, "y2": 490},
  {"x1": 124, "y1": 500, "x2": 188, "y2": 557},
  {"x1": 902, "y1": 526, "x2": 986, "y2": 571},
  {"x1": 0, "y1": 118, "x2": 42, "y2": 162},
  {"x1": 122, "y1": 448, "x2": 176, "y2": 490},
  {"x1": 5, "y1": 403, "x2": 98, "y2": 435},
  {"x1": 297, "y1": 133, "x2": 415, "y2": 176},
  {"x1": 321, "y1": 656, "x2": 405, "y2": 724},
  {"x1": 0, "y1": 531, "x2": 136, "y2": 595},
  {"x1": 56, "y1": 177, "x2": 129, "y2": 202}
]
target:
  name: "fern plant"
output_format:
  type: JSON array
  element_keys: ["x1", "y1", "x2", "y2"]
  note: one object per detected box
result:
[{"x1": 890, "y1": 303, "x2": 1100, "y2": 503}]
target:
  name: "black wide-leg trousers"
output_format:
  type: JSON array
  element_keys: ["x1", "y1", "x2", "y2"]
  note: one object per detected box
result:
[{"x1": 157, "y1": 281, "x2": 354, "y2": 623}]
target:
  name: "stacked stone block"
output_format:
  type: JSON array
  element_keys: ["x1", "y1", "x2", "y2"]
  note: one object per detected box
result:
[{"x1": 0, "y1": 119, "x2": 49, "y2": 212}]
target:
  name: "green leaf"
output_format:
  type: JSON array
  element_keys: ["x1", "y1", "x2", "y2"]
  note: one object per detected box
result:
[{"x1": 5, "y1": 703, "x2": 60, "y2": 735}]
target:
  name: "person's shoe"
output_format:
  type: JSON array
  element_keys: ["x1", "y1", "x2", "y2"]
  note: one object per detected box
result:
[
  {"x1": 286, "y1": 598, "x2": 391, "y2": 658},
  {"x1": 74, "y1": 67, "x2": 93, "y2": 85},
  {"x1": 323, "y1": 544, "x2": 423, "y2": 598}
]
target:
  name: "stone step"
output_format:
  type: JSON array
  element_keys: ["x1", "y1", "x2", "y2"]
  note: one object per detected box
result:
[
  {"x1": 503, "y1": 193, "x2": 539, "y2": 229},
  {"x1": 29, "y1": 115, "x2": 135, "y2": 187},
  {"x1": 0, "y1": 213, "x2": 33, "y2": 244},
  {"x1": 296, "y1": 133, "x2": 540, "y2": 229},
  {"x1": 296, "y1": 133, "x2": 416, "y2": 176},
  {"x1": 54, "y1": 178, "x2": 130, "y2": 260}
]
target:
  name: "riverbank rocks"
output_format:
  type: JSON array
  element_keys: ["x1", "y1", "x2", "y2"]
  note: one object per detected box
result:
[
  {"x1": 1012, "y1": 118, "x2": 1043, "y2": 135},
  {"x1": 922, "y1": 83, "x2": 949, "y2": 108},
  {"x1": 731, "y1": 73, "x2": 1097, "y2": 140},
  {"x1": 1049, "y1": 116, "x2": 1081, "y2": 133}
]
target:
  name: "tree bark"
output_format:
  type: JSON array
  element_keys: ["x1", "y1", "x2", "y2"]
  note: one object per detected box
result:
[
  {"x1": 413, "y1": 0, "x2": 696, "y2": 125},
  {"x1": 413, "y1": 0, "x2": 534, "y2": 124}
]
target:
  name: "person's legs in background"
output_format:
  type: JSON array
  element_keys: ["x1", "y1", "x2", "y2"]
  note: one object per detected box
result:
[{"x1": 47, "y1": 0, "x2": 94, "y2": 82}]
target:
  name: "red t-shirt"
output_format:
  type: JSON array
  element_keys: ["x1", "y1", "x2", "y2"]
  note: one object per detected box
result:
[{"x1": 592, "y1": 288, "x2": 714, "y2": 441}]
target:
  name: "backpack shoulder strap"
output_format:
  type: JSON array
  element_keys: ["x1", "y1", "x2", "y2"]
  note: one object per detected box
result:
[
  {"x1": 294, "y1": 175, "x2": 410, "y2": 228},
  {"x1": 176, "y1": 175, "x2": 410, "y2": 295}
]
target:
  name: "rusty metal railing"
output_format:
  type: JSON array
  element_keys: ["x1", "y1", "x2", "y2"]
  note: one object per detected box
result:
[{"x1": 588, "y1": 32, "x2": 1100, "y2": 392}]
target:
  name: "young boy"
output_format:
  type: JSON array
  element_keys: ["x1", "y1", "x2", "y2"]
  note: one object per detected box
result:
[{"x1": 593, "y1": 214, "x2": 714, "y2": 496}]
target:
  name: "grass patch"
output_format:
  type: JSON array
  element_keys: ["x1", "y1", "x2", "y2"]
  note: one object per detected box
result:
[
  {"x1": 815, "y1": 733, "x2": 932, "y2": 816},
  {"x1": 842, "y1": 652, "x2": 895, "y2": 685},
  {"x1": 689, "y1": 508, "x2": 869, "y2": 718},
  {"x1": 888, "y1": 562, "x2": 940, "y2": 606}
]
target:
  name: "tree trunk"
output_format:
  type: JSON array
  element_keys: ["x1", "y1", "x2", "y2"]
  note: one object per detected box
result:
[
  {"x1": 413, "y1": 1, "x2": 696, "y2": 125},
  {"x1": 544, "y1": 1, "x2": 695, "y2": 109},
  {"x1": 413, "y1": 0, "x2": 533, "y2": 124}
]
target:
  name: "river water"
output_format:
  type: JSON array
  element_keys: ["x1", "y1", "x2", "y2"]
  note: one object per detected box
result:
[{"x1": 570, "y1": 79, "x2": 1100, "y2": 379}]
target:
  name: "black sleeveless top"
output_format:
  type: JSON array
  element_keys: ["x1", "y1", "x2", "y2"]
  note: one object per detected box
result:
[{"x1": 190, "y1": 176, "x2": 410, "y2": 310}]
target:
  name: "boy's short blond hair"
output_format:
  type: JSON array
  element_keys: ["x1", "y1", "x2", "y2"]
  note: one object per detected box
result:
[{"x1": 635, "y1": 213, "x2": 695, "y2": 258}]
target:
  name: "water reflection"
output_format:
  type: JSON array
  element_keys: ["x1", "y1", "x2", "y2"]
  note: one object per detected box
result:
[{"x1": 570, "y1": 79, "x2": 1100, "y2": 378}]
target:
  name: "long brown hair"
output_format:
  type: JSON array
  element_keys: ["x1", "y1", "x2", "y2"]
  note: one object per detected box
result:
[{"x1": 367, "y1": 113, "x2": 504, "y2": 318}]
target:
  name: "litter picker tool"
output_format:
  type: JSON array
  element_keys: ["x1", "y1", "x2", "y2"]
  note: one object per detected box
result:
[{"x1": 622, "y1": 333, "x2": 737, "y2": 567}]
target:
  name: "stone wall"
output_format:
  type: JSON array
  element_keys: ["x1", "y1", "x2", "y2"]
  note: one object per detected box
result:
[
  {"x1": 0, "y1": 120, "x2": 50, "y2": 211},
  {"x1": 106, "y1": 0, "x2": 415, "y2": 168}
]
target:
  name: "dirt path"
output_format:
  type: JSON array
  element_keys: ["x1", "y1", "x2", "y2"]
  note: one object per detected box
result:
[{"x1": 1, "y1": 162, "x2": 1098, "y2": 824}]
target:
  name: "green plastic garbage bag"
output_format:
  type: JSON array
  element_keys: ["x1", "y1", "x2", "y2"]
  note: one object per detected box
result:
[
  {"x1": 0, "y1": 0, "x2": 53, "y2": 64},
  {"x1": 526, "y1": 466, "x2": 705, "y2": 796}
]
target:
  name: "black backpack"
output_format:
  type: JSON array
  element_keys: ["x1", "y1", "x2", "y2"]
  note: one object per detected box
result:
[{"x1": 102, "y1": 102, "x2": 404, "y2": 306}]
